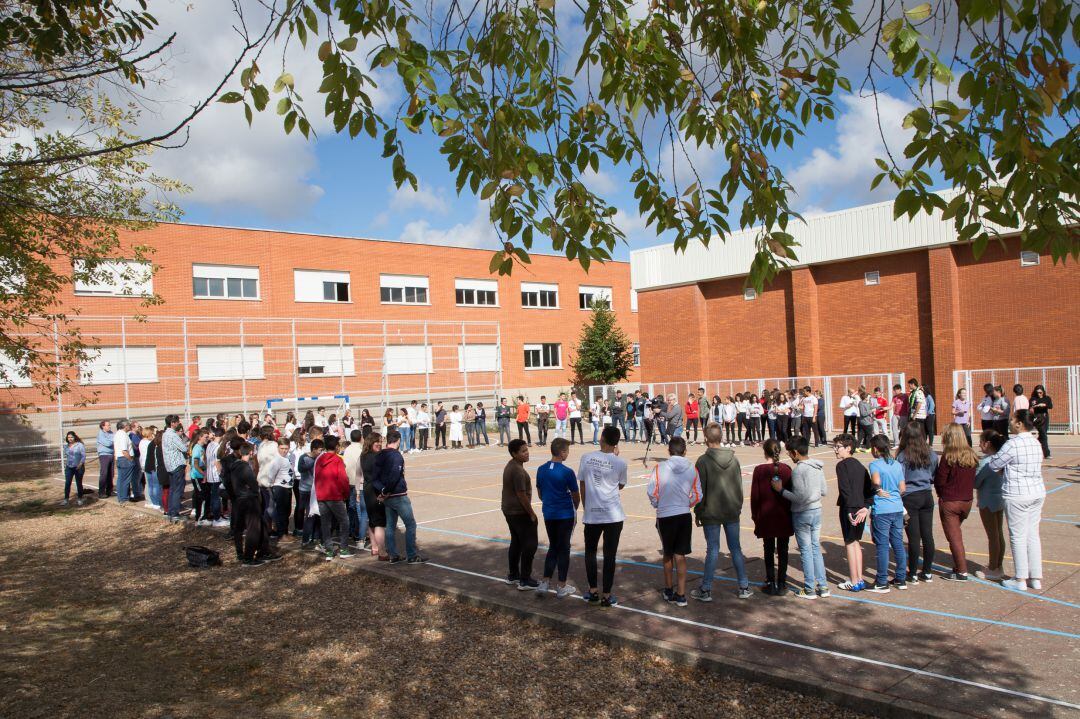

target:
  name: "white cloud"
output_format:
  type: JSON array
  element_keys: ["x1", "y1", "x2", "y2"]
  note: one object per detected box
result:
[
  {"x1": 388, "y1": 183, "x2": 449, "y2": 214},
  {"x1": 581, "y1": 167, "x2": 617, "y2": 195},
  {"x1": 397, "y1": 200, "x2": 501, "y2": 249},
  {"x1": 788, "y1": 92, "x2": 915, "y2": 211},
  {"x1": 660, "y1": 136, "x2": 723, "y2": 185}
]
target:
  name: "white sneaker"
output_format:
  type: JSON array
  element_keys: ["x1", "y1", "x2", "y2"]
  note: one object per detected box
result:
[
  {"x1": 536, "y1": 580, "x2": 550, "y2": 594},
  {"x1": 556, "y1": 584, "x2": 578, "y2": 598},
  {"x1": 148, "y1": 503, "x2": 162, "y2": 510},
  {"x1": 212, "y1": 519, "x2": 229, "y2": 528},
  {"x1": 974, "y1": 569, "x2": 1004, "y2": 581},
  {"x1": 196, "y1": 519, "x2": 210, "y2": 527},
  {"x1": 1002, "y1": 578, "x2": 1028, "y2": 591},
  {"x1": 1029, "y1": 578, "x2": 1042, "y2": 590}
]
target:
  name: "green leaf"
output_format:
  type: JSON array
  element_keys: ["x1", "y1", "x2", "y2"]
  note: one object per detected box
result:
[
  {"x1": 338, "y1": 37, "x2": 358, "y2": 52},
  {"x1": 218, "y1": 91, "x2": 244, "y2": 104},
  {"x1": 905, "y1": 3, "x2": 932, "y2": 21}
]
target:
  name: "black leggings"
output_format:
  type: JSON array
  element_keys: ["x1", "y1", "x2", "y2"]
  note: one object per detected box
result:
[
  {"x1": 858, "y1": 422, "x2": 874, "y2": 449},
  {"x1": 505, "y1": 512, "x2": 538, "y2": 581},
  {"x1": 736, "y1": 413, "x2": 747, "y2": 441},
  {"x1": 418, "y1": 428, "x2": 429, "y2": 450},
  {"x1": 543, "y1": 517, "x2": 575, "y2": 582},
  {"x1": 517, "y1": 421, "x2": 532, "y2": 444},
  {"x1": 234, "y1": 495, "x2": 270, "y2": 562},
  {"x1": 844, "y1": 415, "x2": 858, "y2": 435},
  {"x1": 724, "y1": 421, "x2": 736, "y2": 444},
  {"x1": 777, "y1": 415, "x2": 790, "y2": 440},
  {"x1": 570, "y1": 418, "x2": 583, "y2": 444},
  {"x1": 435, "y1": 424, "x2": 447, "y2": 448},
  {"x1": 192, "y1": 477, "x2": 209, "y2": 521},
  {"x1": 748, "y1": 416, "x2": 761, "y2": 442},
  {"x1": 687, "y1": 417, "x2": 700, "y2": 442},
  {"x1": 763, "y1": 536, "x2": 790, "y2": 585},
  {"x1": 903, "y1": 490, "x2": 936, "y2": 575},
  {"x1": 537, "y1": 417, "x2": 549, "y2": 445},
  {"x1": 583, "y1": 521, "x2": 623, "y2": 594}
]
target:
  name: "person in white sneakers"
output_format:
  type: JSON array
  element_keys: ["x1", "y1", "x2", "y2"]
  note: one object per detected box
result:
[
  {"x1": 647, "y1": 436, "x2": 702, "y2": 607},
  {"x1": 987, "y1": 414, "x2": 1046, "y2": 591}
]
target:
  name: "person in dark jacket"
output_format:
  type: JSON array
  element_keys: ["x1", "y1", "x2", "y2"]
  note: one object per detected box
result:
[
  {"x1": 370, "y1": 429, "x2": 427, "y2": 564},
  {"x1": 934, "y1": 423, "x2": 978, "y2": 580},
  {"x1": 749, "y1": 439, "x2": 794, "y2": 595},
  {"x1": 230, "y1": 440, "x2": 278, "y2": 566},
  {"x1": 298, "y1": 439, "x2": 322, "y2": 548},
  {"x1": 833, "y1": 434, "x2": 873, "y2": 591},
  {"x1": 360, "y1": 433, "x2": 387, "y2": 559},
  {"x1": 692, "y1": 424, "x2": 749, "y2": 602}
]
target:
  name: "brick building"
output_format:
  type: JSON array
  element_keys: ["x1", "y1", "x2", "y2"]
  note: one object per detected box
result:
[
  {"x1": 631, "y1": 194, "x2": 1079, "y2": 430},
  {"x1": 1, "y1": 223, "x2": 639, "y2": 432}
]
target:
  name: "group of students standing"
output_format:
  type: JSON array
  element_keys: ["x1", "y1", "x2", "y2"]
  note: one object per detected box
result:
[{"x1": 497, "y1": 408, "x2": 1050, "y2": 608}]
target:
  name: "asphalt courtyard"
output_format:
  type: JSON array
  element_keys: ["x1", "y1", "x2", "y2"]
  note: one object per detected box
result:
[{"x1": 69, "y1": 434, "x2": 1080, "y2": 717}]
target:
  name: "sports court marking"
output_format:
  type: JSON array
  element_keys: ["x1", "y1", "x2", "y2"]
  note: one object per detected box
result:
[
  {"x1": 424, "y1": 560, "x2": 1080, "y2": 711},
  {"x1": 414, "y1": 524, "x2": 1079, "y2": 637}
]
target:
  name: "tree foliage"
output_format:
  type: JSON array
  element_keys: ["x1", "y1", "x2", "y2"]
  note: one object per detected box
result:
[
  {"x1": 227, "y1": 0, "x2": 1077, "y2": 286},
  {"x1": 570, "y1": 298, "x2": 635, "y2": 387}
]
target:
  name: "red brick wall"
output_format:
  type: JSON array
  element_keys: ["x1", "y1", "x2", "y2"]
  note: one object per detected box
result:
[
  {"x1": 639, "y1": 240, "x2": 1079, "y2": 394},
  {"x1": 6, "y1": 223, "x2": 638, "y2": 409}
]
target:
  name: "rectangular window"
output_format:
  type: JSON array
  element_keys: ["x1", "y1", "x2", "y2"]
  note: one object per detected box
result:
[
  {"x1": 524, "y1": 343, "x2": 561, "y2": 369},
  {"x1": 457, "y1": 344, "x2": 500, "y2": 372},
  {"x1": 633, "y1": 343, "x2": 640, "y2": 367},
  {"x1": 294, "y1": 269, "x2": 351, "y2": 303},
  {"x1": 384, "y1": 345, "x2": 434, "y2": 375},
  {"x1": 743, "y1": 288, "x2": 757, "y2": 301},
  {"x1": 630, "y1": 289, "x2": 639, "y2": 312},
  {"x1": 520, "y1": 282, "x2": 559, "y2": 309},
  {"x1": 380, "y1": 274, "x2": 429, "y2": 305},
  {"x1": 73, "y1": 259, "x2": 153, "y2": 297},
  {"x1": 79, "y1": 347, "x2": 159, "y2": 385},
  {"x1": 864, "y1": 271, "x2": 881, "y2": 286},
  {"x1": 192, "y1": 264, "x2": 259, "y2": 300},
  {"x1": 578, "y1": 285, "x2": 612, "y2": 310},
  {"x1": 196, "y1": 346, "x2": 265, "y2": 381},
  {"x1": 1020, "y1": 251, "x2": 1040, "y2": 267},
  {"x1": 0, "y1": 353, "x2": 32, "y2": 388},
  {"x1": 297, "y1": 345, "x2": 355, "y2": 377},
  {"x1": 455, "y1": 279, "x2": 498, "y2": 306}
]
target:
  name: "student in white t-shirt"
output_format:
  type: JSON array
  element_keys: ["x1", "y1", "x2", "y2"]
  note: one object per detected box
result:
[
  {"x1": 578, "y1": 426, "x2": 628, "y2": 607},
  {"x1": 568, "y1": 394, "x2": 584, "y2": 445},
  {"x1": 799, "y1": 387, "x2": 817, "y2": 441}
]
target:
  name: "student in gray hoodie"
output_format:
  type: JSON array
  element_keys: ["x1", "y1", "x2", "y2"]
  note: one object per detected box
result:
[
  {"x1": 691, "y1": 424, "x2": 751, "y2": 601},
  {"x1": 773, "y1": 436, "x2": 829, "y2": 598}
]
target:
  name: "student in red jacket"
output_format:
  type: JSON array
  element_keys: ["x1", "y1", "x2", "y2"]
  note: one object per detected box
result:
[
  {"x1": 685, "y1": 393, "x2": 701, "y2": 445},
  {"x1": 314, "y1": 435, "x2": 353, "y2": 560},
  {"x1": 749, "y1": 439, "x2": 794, "y2": 595},
  {"x1": 934, "y1": 423, "x2": 978, "y2": 580}
]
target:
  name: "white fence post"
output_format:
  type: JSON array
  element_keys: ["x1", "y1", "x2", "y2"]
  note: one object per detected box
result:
[
  {"x1": 53, "y1": 321, "x2": 63, "y2": 471},
  {"x1": 182, "y1": 318, "x2": 191, "y2": 425},
  {"x1": 120, "y1": 315, "x2": 130, "y2": 419}
]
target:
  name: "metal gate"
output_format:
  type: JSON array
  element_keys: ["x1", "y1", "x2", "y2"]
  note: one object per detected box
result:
[{"x1": 953, "y1": 366, "x2": 1079, "y2": 434}]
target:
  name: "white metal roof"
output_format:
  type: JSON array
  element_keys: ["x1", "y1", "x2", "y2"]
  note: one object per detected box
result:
[{"x1": 630, "y1": 190, "x2": 977, "y2": 291}]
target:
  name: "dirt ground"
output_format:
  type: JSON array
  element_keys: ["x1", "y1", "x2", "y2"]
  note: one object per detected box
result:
[{"x1": 0, "y1": 474, "x2": 866, "y2": 719}]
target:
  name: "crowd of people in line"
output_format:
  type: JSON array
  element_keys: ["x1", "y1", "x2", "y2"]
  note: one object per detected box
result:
[{"x1": 55, "y1": 372, "x2": 1056, "y2": 607}]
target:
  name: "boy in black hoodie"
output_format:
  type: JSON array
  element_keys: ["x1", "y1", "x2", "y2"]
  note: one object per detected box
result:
[
  {"x1": 229, "y1": 440, "x2": 280, "y2": 566},
  {"x1": 833, "y1": 434, "x2": 872, "y2": 591}
]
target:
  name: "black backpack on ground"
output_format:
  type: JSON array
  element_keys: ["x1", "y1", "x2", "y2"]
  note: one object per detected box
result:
[{"x1": 184, "y1": 545, "x2": 222, "y2": 568}]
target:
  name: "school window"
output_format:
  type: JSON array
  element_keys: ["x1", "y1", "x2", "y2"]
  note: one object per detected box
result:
[
  {"x1": 192, "y1": 264, "x2": 259, "y2": 300},
  {"x1": 0, "y1": 352, "x2": 32, "y2": 388},
  {"x1": 294, "y1": 269, "x2": 351, "y2": 303},
  {"x1": 73, "y1": 259, "x2": 153, "y2": 297},
  {"x1": 633, "y1": 343, "x2": 640, "y2": 367},
  {"x1": 520, "y1": 282, "x2": 559, "y2": 309},
  {"x1": 864, "y1": 271, "x2": 880, "y2": 286},
  {"x1": 456, "y1": 279, "x2": 498, "y2": 306},
  {"x1": 458, "y1": 344, "x2": 500, "y2": 372},
  {"x1": 1020, "y1": 251, "x2": 1040, "y2": 267},
  {"x1": 524, "y1": 343, "x2": 561, "y2": 369},
  {"x1": 196, "y1": 346, "x2": 265, "y2": 381},
  {"x1": 379, "y1": 274, "x2": 429, "y2": 304},
  {"x1": 630, "y1": 289, "x2": 639, "y2": 312},
  {"x1": 578, "y1": 285, "x2": 612, "y2": 310},
  {"x1": 384, "y1": 345, "x2": 434, "y2": 375},
  {"x1": 297, "y1": 345, "x2": 355, "y2": 377},
  {"x1": 743, "y1": 287, "x2": 757, "y2": 301},
  {"x1": 79, "y1": 347, "x2": 159, "y2": 385}
]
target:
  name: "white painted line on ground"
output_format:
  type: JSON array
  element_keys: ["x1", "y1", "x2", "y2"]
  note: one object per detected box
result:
[
  {"x1": 425, "y1": 561, "x2": 1080, "y2": 712},
  {"x1": 418, "y1": 507, "x2": 502, "y2": 525}
]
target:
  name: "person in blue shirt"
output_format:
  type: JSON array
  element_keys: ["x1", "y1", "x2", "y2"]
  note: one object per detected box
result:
[
  {"x1": 536, "y1": 437, "x2": 580, "y2": 597},
  {"x1": 867, "y1": 434, "x2": 908, "y2": 592},
  {"x1": 63, "y1": 431, "x2": 86, "y2": 506},
  {"x1": 96, "y1": 420, "x2": 115, "y2": 498}
]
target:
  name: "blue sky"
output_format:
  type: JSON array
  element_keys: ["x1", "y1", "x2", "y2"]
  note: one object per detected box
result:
[{"x1": 150, "y1": 1, "x2": 926, "y2": 262}]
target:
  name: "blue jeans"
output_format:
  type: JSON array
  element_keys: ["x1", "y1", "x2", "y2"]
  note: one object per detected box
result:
[
  {"x1": 475, "y1": 419, "x2": 489, "y2": 444},
  {"x1": 384, "y1": 495, "x2": 418, "y2": 559},
  {"x1": 612, "y1": 416, "x2": 626, "y2": 441},
  {"x1": 702, "y1": 522, "x2": 748, "y2": 591},
  {"x1": 672, "y1": 425, "x2": 684, "y2": 438},
  {"x1": 347, "y1": 486, "x2": 368, "y2": 541},
  {"x1": 792, "y1": 508, "x2": 827, "y2": 590},
  {"x1": 64, "y1": 465, "x2": 85, "y2": 500},
  {"x1": 498, "y1": 418, "x2": 512, "y2": 445},
  {"x1": 591, "y1": 420, "x2": 600, "y2": 444},
  {"x1": 115, "y1": 458, "x2": 135, "y2": 503},
  {"x1": 555, "y1": 418, "x2": 567, "y2": 438},
  {"x1": 145, "y1": 470, "x2": 162, "y2": 507},
  {"x1": 399, "y1": 425, "x2": 412, "y2": 452},
  {"x1": 207, "y1": 482, "x2": 221, "y2": 519},
  {"x1": 167, "y1": 466, "x2": 186, "y2": 518},
  {"x1": 871, "y1": 511, "x2": 908, "y2": 586}
]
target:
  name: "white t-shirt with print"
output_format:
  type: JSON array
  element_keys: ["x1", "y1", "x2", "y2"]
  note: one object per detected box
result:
[{"x1": 579, "y1": 451, "x2": 628, "y2": 524}]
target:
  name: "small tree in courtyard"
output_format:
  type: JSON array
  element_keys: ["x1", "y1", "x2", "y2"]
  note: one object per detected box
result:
[{"x1": 570, "y1": 299, "x2": 635, "y2": 391}]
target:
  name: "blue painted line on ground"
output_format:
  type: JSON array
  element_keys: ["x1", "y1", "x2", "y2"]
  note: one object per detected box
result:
[
  {"x1": 1046, "y1": 482, "x2": 1073, "y2": 495},
  {"x1": 415, "y1": 525, "x2": 1079, "y2": 639},
  {"x1": 1043, "y1": 517, "x2": 1080, "y2": 526}
]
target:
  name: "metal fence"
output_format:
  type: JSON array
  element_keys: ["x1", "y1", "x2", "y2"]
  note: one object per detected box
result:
[
  {"x1": 1, "y1": 316, "x2": 505, "y2": 466},
  {"x1": 590, "y1": 372, "x2": 904, "y2": 434},
  {"x1": 953, "y1": 366, "x2": 1079, "y2": 434}
]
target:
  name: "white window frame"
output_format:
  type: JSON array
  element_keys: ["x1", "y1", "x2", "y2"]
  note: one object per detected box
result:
[
  {"x1": 73, "y1": 259, "x2": 153, "y2": 297},
  {"x1": 578, "y1": 285, "x2": 612, "y2": 310},
  {"x1": 380, "y1": 274, "x2": 430, "y2": 305},
  {"x1": 79, "y1": 346, "x2": 159, "y2": 385},
  {"x1": 196, "y1": 345, "x2": 265, "y2": 381},
  {"x1": 632, "y1": 343, "x2": 640, "y2": 367},
  {"x1": 192, "y1": 264, "x2": 260, "y2": 301},
  {"x1": 294, "y1": 269, "x2": 351, "y2": 303},
  {"x1": 743, "y1": 288, "x2": 757, "y2": 301},
  {"x1": 455, "y1": 278, "x2": 499, "y2": 307},
  {"x1": 384, "y1": 345, "x2": 434, "y2": 375},
  {"x1": 524, "y1": 343, "x2": 561, "y2": 370},
  {"x1": 457, "y1": 344, "x2": 501, "y2": 372},
  {"x1": 297, "y1": 345, "x2": 356, "y2": 378},
  {"x1": 630, "y1": 289, "x2": 639, "y2": 312},
  {"x1": 520, "y1": 282, "x2": 559, "y2": 310},
  {"x1": 0, "y1": 352, "x2": 32, "y2": 388},
  {"x1": 1019, "y1": 251, "x2": 1040, "y2": 267},
  {"x1": 864, "y1": 271, "x2": 881, "y2": 286}
]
